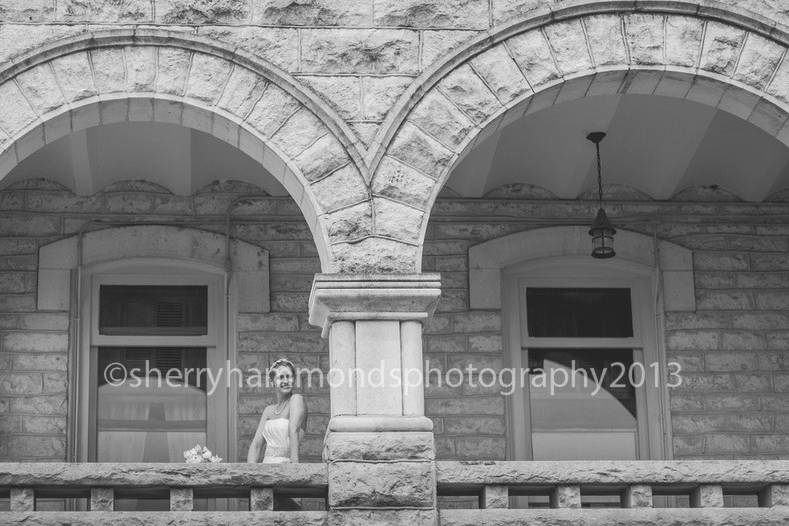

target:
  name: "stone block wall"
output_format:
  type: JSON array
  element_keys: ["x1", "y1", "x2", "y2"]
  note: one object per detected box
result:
[
  {"x1": 0, "y1": 0, "x2": 787, "y2": 466},
  {"x1": 0, "y1": 178, "x2": 329, "y2": 462},
  {"x1": 422, "y1": 197, "x2": 789, "y2": 461},
  {"x1": 0, "y1": 180, "x2": 787, "y2": 462}
]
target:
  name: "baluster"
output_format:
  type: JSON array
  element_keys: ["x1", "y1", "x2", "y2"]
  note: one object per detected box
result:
[
  {"x1": 759, "y1": 484, "x2": 789, "y2": 507},
  {"x1": 480, "y1": 485, "x2": 508, "y2": 509},
  {"x1": 170, "y1": 488, "x2": 194, "y2": 511},
  {"x1": 623, "y1": 485, "x2": 653, "y2": 508},
  {"x1": 10, "y1": 488, "x2": 34, "y2": 511},
  {"x1": 250, "y1": 487, "x2": 274, "y2": 511},
  {"x1": 690, "y1": 484, "x2": 723, "y2": 507},
  {"x1": 551, "y1": 485, "x2": 581, "y2": 508},
  {"x1": 90, "y1": 487, "x2": 114, "y2": 511}
]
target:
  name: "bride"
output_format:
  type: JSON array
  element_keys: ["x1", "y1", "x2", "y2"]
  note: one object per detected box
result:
[{"x1": 247, "y1": 358, "x2": 307, "y2": 464}]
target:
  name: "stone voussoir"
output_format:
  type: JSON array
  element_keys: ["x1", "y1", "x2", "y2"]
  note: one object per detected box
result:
[
  {"x1": 504, "y1": 29, "x2": 561, "y2": 89},
  {"x1": 311, "y1": 164, "x2": 369, "y2": 213},
  {"x1": 49, "y1": 52, "x2": 98, "y2": 103},
  {"x1": 409, "y1": 90, "x2": 476, "y2": 151},
  {"x1": 470, "y1": 43, "x2": 532, "y2": 105},
  {"x1": 437, "y1": 63, "x2": 503, "y2": 125},
  {"x1": 373, "y1": 196, "x2": 425, "y2": 244},
  {"x1": 372, "y1": 155, "x2": 437, "y2": 209},
  {"x1": 544, "y1": 18, "x2": 594, "y2": 75}
]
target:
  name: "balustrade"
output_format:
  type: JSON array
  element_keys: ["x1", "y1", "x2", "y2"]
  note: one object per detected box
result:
[
  {"x1": 436, "y1": 460, "x2": 789, "y2": 525},
  {"x1": 2, "y1": 460, "x2": 788, "y2": 525}
]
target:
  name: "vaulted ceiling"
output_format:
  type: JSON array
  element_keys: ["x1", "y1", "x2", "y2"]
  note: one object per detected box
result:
[
  {"x1": 446, "y1": 94, "x2": 789, "y2": 202},
  {"x1": 3, "y1": 94, "x2": 789, "y2": 203},
  {"x1": 3, "y1": 122, "x2": 288, "y2": 196}
]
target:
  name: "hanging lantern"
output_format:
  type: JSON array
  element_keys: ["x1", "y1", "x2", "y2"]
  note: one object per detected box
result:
[
  {"x1": 590, "y1": 206, "x2": 616, "y2": 258},
  {"x1": 586, "y1": 132, "x2": 616, "y2": 258}
]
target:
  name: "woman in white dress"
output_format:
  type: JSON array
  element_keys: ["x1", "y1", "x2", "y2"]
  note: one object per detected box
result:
[{"x1": 246, "y1": 358, "x2": 307, "y2": 464}]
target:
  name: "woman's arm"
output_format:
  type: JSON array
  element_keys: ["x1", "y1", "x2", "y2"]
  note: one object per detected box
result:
[
  {"x1": 288, "y1": 394, "x2": 307, "y2": 463},
  {"x1": 246, "y1": 410, "x2": 267, "y2": 463}
]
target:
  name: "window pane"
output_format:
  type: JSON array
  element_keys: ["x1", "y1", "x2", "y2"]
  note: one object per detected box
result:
[
  {"x1": 526, "y1": 288, "x2": 633, "y2": 337},
  {"x1": 96, "y1": 347, "x2": 207, "y2": 464},
  {"x1": 99, "y1": 285, "x2": 207, "y2": 336},
  {"x1": 528, "y1": 348, "x2": 637, "y2": 460}
]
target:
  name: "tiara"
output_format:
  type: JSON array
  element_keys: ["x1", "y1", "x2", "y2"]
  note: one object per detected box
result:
[{"x1": 270, "y1": 358, "x2": 295, "y2": 370}]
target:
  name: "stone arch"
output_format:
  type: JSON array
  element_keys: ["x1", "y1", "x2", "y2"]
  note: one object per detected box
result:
[
  {"x1": 370, "y1": 1, "x2": 789, "y2": 272},
  {"x1": 0, "y1": 29, "x2": 370, "y2": 273},
  {"x1": 468, "y1": 225, "x2": 695, "y2": 312}
]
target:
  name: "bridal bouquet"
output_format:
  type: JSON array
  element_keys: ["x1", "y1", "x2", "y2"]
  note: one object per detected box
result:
[{"x1": 183, "y1": 444, "x2": 222, "y2": 463}]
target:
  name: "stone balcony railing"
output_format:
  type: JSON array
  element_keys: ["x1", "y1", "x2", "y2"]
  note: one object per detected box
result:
[
  {"x1": 1, "y1": 460, "x2": 788, "y2": 524},
  {"x1": 437, "y1": 460, "x2": 789, "y2": 525},
  {"x1": 0, "y1": 462, "x2": 328, "y2": 524}
]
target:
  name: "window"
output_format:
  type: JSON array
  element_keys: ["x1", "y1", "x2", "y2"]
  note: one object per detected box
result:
[
  {"x1": 39, "y1": 225, "x2": 270, "y2": 470},
  {"x1": 81, "y1": 267, "x2": 228, "y2": 510},
  {"x1": 86, "y1": 271, "x2": 226, "y2": 463},
  {"x1": 94, "y1": 283, "x2": 210, "y2": 464},
  {"x1": 523, "y1": 286, "x2": 640, "y2": 460},
  {"x1": 504, "y1": 258, "x2": 668, "y2": 463}
]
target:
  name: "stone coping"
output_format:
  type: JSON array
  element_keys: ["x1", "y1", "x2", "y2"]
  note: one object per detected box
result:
[
  {"x1": 436, "y1": 460, "x2": 789, "y2": 487},
  {"x1": 0, "y1": 463, "x2": 327, "y2": 488},
  {"x1": 1, "y1": 512, "x2": 328, "y2": 525},
  {"x1": 439, "y1": 508, "x2": 789, "y2": 526},
  {"x1": 5, "y1": 460, "x2": 787, "y2": 489}
]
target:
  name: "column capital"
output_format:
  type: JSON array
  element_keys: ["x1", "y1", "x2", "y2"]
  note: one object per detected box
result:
[{"x1": 309, "y1": 274, "x2": 442, "y2": 337}]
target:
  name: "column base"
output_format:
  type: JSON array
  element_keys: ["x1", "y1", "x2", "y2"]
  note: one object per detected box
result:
[
  {"x1": 328, "y1": 415, "x2": 433, "y2": 432},
  {"x1": 324, "y1": 416, "x2": 434, "y2": 461},
  {"x1": 324, "y1": 430, "x2": 435, "y2": 461}
]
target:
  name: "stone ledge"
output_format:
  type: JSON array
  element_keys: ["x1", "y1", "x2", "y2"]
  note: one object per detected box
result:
[
  {"x1": 0, "y1": 512, "x2": 327, "y2": 525},
  {"x1": 436, "y1": 460, "x2": 789, "y2": 487},
  {"x1": 0, "y1": 462, "x2": 327, "y2": 487},
  {"x1": 439, "y1": 508, "x2": 789, "y2": 526}
]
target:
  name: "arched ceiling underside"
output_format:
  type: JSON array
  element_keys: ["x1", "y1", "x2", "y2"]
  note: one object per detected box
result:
[
  {"x1": 2, "y1": 121, "x2": 290, "y2": 197},
  {"x1": 445, "y1": 93, "x2": 789, "y2": 202}
]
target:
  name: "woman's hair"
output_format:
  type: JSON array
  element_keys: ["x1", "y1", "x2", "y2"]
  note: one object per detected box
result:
[{"x1": 268, "y1": 358, "x2": 296, "y2": 381}]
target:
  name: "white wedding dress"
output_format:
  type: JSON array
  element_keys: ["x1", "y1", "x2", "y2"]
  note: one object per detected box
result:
[{"x1": 261, "y1": 418, "x2": 290, "y2": 463}]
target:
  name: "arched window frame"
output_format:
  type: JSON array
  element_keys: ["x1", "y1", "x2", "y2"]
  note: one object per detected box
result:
[
  {"x1": 469, "y1": 226, "x2": 695, "y2": 461},
  {"x1": 37, "y1": 225, "x2": 270, "y2": 463}
]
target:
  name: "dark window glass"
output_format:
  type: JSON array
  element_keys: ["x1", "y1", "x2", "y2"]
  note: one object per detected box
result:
[
  {"x1": 526, "y1": 288, "x2": 633, "y2": 338},
  {"x1": 99, "y1": 285, "x2": 207, "y2": 335}
]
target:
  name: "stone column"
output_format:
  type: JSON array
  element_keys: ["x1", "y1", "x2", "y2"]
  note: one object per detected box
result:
[{"x1": 309, "y1": 274, "x2": 441, "y2": 526}]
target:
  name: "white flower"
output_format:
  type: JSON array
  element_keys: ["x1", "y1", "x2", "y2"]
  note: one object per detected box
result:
[{"x1": 183, "y1": 444, "x2": 222, "y2": 463}]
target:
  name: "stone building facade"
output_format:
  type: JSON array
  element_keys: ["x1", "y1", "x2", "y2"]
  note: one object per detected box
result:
[{"x1": 0, "y1": 0, "x2": 788, "y2": 522}]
